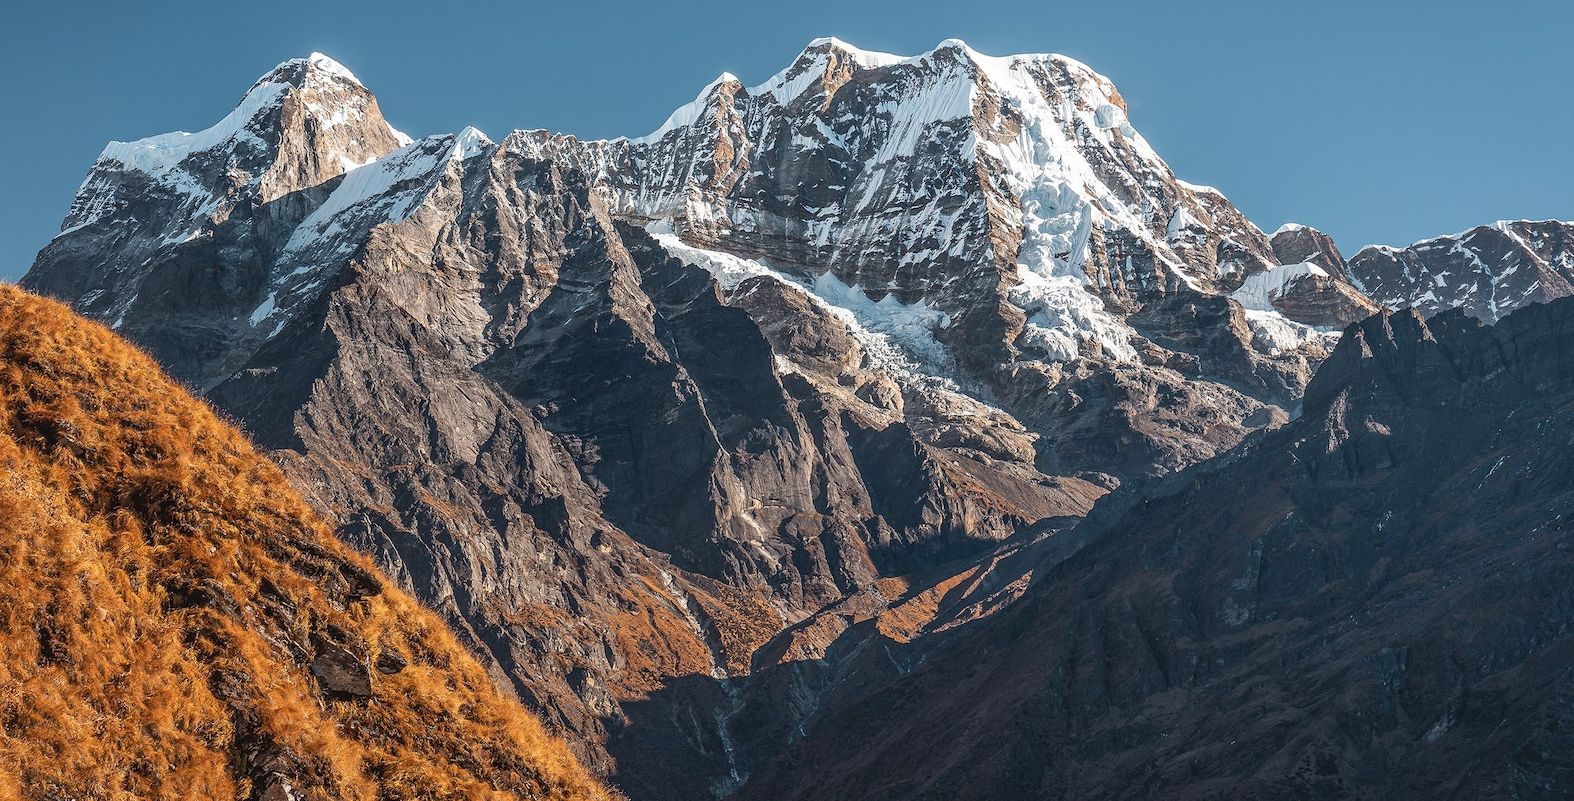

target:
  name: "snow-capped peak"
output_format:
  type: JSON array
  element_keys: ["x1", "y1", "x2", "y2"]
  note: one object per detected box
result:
[
  {"x1": 802, "y1": 36, "x2": 903, "y2": 64},
  {"x1": 636, "y1": 72, "x2": 745, "y2": 142},
  {"x1": 95, "y1": 53, "x2": 382, "y2": 180},
  {"x1": 454, "y1": 126, "x2": 493, "y2": 160},
  {"x1": 304, "y1": 52, "x2": 362, "y2": 85},
  {"x1": 61, "y1": 51, "x2": 411, "y2": 247},
  {"x1": 559, "y1": 38, "x2": 1289, "y2": 367},
  {"x1": 254, "y1": 52, "x2": 366, "y2": 90},
  {"x1": 743, "y1": 36, "x2": 919, "y2": 109}
]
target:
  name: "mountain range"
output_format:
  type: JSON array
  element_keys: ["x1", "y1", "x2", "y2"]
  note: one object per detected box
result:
[
  {"x1": 15, "y1": 40, "x2": 1574, "y2": 800},
  {"x1": 0, "y1": 286, "x2": 609, "y2": 800}
]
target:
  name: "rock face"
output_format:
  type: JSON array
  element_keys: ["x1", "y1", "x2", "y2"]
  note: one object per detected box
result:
[
  {"x1": 0, "y1": 286, "x2": 610, "y2": 801},
  {"x1": 19, "y1": 41, "x2": 1559, "y2": 800},
  {"x1": 1271, "y1": 222, "x2": 1348, "y2": 277},
  {"x1": 1229, "y1": 260, "x2": 1380, "y2": 329},
  {"x1": 737, "y1": 297, "x2": 1574, "y2": 801},
  {"x1": 1348, "y1": 220, "x2": 1574, "y2": 321}
]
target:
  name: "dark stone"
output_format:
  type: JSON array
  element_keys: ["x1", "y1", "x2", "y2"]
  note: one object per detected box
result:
[
  {"x1": 375, "y1": 649, "x2": 408, "y2": 675},
  {"x1": 310, "y1": 635, "x2": 373, "y2": 701}
]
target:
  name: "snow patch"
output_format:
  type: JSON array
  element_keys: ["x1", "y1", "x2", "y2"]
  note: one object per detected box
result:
[
  {"x1": 305, "y1": 52, "x2": 362, "y2": 86},
  {"x1": 1231, "y1": 262, "x2": 1328, "y2": 312},
  {"x1": 1176, "y1": 178, "x2": 1222, "y2": 196},
  {"x1": 1168, "y1": 206, "x2": 1208, "y2": 241},
  {"x1": 1093, "y1": 103, "x2": 1124, "y2": 129},
  {"x1": 249, "y1": 134, "x2": 464, "y2": 337},
  {"x1": 282, "y1": 134, "x2": 461, "y2": 255},
  {"x1": 1241, "y1": 309, "x2": 1336, "y2": 356},
  {"x1": 647, "y1": 222, "x2": 956, "y2": 382}
]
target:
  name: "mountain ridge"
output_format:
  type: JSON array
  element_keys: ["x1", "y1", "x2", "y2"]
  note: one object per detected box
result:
[{"x1": 19, "y1": 41, "x2": 1574, "y2": 801}]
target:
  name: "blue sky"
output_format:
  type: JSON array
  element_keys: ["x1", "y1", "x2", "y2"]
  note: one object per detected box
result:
[{"x1": 3, "y1": 0, "x2": 1570, "y2": 278}]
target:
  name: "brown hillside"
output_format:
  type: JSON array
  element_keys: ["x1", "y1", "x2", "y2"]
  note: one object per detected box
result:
[{"x1": 0, "y1": 284, "x2": 613, "y2": 801}]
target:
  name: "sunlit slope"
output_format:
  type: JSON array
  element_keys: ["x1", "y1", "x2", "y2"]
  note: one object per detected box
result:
[{"x1": 0, "y1": 285, "x2": 613, "y2": 801}]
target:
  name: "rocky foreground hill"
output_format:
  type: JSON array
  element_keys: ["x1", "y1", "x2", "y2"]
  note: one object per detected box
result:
[
  {"x1": 0, "y1": 286, "x2": 610, "y2": 800},
  {"x1": 19, "y1": 41, "x2": 1574, "y2": 800}
]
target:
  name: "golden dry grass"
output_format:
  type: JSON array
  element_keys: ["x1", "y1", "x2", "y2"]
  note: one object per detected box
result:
[{"x1": 0, "y1": 286, "x2": 614, "y2": 801}]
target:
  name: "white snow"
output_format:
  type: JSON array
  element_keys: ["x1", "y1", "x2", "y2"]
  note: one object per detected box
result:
[
  {"x1": 98, "y1": 81, "x2": 287, "y2": 176},
  {"x1": 63, "y1": 51, "x2": 411, "y2": 244},
  {"x1": 304, "y1": 52, "x2": 362, "y2": 86},
  {"x1": 602, "y1": 37, "x2": 1240, "y2": 366},
  {"x1": 97, "y1": 53, "x2": 365, "y2": 178},
  {"x1": 1168, "y1": 206, "x2": 1207, "y2": 241},
  {"x1": 1361, "y1": 220, "x2": 1565, "y2": 260},
  {"x1": 963, "y1": 46, "x2": 1173, "y2": 361},
  {"x1": 635, "y1": 73, "x2": 741, "y2": 143},
  {"x1": 1273, "y1": 222, "x2": 1308, "y2": 236},
  {"x1": 1010, "y1": 272, "x2": 1137, "y2": 361},
  {"x1": 1176, "y1": 178, "x2": 1222, "y2": 196},
  {"x1": 250, "y1": 133, "x2": 470, "y2": 336},
  {"x1": 454, "y1": 126, "x2": 493, "y2": 160},
  {"x1": 1226, "y1": 260, "x2": 1343, "y2": 359},
  {"x1": 281, "y1": 133, "x2": 462, "y2": 255},
  {"x1": 248, "y1": 294, "x2": 276, "y2": 326},
  {"x1": 1240, "y1": 309, "x2": 1334, "y2": 356},
  {"x1": 1230, "y1": 261, "x2": 1328, "y2": 312},
  {"x1": 750, "y1": 37, "x2": 905, "y2": 107},
  {"x1": 647, "y1": 222, "x2": 956, "y2": 381},
  {"x1": 803, "y1": 36, "x2": 906, "y2": 66},
  {"x1": 1093, "y1": 103, "x2": 1123, "y2": 129},
  {"x1": 808, "y1": 272, "x2": 953, "y2": 371}
]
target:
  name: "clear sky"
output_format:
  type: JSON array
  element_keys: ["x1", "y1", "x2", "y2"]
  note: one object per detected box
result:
[{"x1": 3, "y1": 0, "x2": 1570, "y2": 279}]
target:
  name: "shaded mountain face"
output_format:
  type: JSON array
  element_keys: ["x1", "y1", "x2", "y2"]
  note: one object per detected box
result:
[
  {"x1": 737, "y1": 297, "x2": 1574, "y2": 801},
  {"x1": 19, "y1": 42, "x2": 1568, "y2": 800},
  {"x1": 0, "y1": 286, "x2": 609, "y2": 801}
]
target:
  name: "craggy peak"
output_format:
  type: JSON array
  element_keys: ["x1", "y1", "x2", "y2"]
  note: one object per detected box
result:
[{"x1": 5, "y1": 17, "x2": 1573, "y2": 801}]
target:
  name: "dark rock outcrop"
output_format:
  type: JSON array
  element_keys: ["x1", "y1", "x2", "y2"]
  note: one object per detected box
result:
[
  {"x1": 1271, "y1": 223, "x2": 1348, "y2": 278},
  {"x1": 1267, "y1": 267, "x2": 1382, "y2": 327}
]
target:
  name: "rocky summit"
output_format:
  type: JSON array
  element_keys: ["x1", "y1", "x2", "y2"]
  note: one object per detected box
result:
[{"x1": 20, "y1": 40, "x2": 1574, "y2": 801}]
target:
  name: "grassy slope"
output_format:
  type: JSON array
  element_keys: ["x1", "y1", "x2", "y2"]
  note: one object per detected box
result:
[{"x1": 0, "y1": 285, "x2": 614, "y2": 801}]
